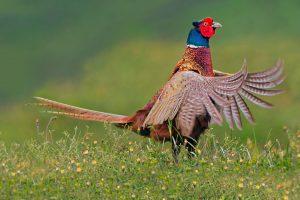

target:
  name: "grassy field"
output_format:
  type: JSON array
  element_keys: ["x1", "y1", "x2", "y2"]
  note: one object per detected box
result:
[
  {"x1": 1, "y1": 125, "x2": 299, "y2": 199},
  {"x1": 0, "y1": 0, "x2": 299, "y2": 143}
]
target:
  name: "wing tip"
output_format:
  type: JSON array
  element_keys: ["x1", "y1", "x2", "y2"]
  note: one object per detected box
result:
[
  {"x1": 277, "y1": 58, "x2": 284, "y2": 67},
  {"x1": 33, "y1": 96, "x2": 50, "y2": 103},
  {"x1": 33, "y1": 96, "x2": 42, "y2": 101}
]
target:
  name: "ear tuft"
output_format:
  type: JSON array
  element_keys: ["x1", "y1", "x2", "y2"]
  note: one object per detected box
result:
[{"x1": 192, "y1": 21, "x2": 200, "y2": 27}]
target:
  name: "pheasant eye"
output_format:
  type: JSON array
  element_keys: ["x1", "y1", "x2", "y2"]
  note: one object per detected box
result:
[{"x1": 203, "y1": 22, "x2": 208, "y2": 26}]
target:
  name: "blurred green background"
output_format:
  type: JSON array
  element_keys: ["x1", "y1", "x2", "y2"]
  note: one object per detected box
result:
[{"x1": 0, "y1": 0, "x2": 299, "y2": 143}]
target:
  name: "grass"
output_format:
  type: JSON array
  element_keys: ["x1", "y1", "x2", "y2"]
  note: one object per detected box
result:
[
  {"x1": 1, "y1": 0, "x2": 300, "y2": 143},
  {"x1": 1, "y1": 124, "x2": 299, "y2": 199}
]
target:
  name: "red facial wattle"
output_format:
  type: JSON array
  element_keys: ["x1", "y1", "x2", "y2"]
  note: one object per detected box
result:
[
  {"x1": 199, "y1": 17, "x2": 215, "y2": 38},
  {"x1": 200, "y1": 24, "x2": 215, "y2": 38}
]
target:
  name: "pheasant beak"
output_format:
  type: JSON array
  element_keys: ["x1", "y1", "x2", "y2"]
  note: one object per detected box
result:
[{"x1": 212, "y1": 22, "x2": 222, "y2": 28}]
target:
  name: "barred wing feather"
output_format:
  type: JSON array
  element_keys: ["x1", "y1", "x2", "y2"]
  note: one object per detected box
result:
[
  {"x1": 143, "y1": 64, "x2": 248, "y2": 136},
  {"x1": 214, "y1": 59, "x2": 285, "y2": 129},
  {"x1": 144, "y1": 60, "x2": 284, "y2": 135}
]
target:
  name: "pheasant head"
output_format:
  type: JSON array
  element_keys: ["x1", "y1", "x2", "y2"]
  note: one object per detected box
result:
[{"x1": 187, "y1": 17, "x2": 222, "y2": 48}]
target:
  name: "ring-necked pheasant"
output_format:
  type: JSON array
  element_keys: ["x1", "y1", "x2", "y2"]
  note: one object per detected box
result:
[{"x1": 34, "y1": 17, "x2": 285, "y2": 162}]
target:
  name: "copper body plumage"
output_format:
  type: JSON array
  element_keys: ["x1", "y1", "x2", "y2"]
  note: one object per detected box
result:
[{"x1": 34, "y1": 17, "x2": 284, "y2": 162}]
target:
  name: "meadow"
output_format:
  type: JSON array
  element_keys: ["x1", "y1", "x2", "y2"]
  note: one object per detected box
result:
[
  {"x1": 0, "y1": 125, "x2": 299, "y2": 199},
  {"x1": 0, "y1": 0, "x2": 299, "y2": 142},
  {"x1": 0, "y1": 0, "x2": 300, "y2": 199}
]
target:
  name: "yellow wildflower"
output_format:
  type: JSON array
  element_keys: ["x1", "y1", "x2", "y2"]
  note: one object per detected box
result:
[
  {"x1": 83, "y1": 149, "x2": 89, "y2": 155},
  {"x1": 76, "y1": 167, "x2": 82, "y2": 172},
  {"x1": 93, "y1": 140, "x2": 98, "y2": 144},
  {"x1": 238, "y1": 182, "x2": 244, "y2": 188},
  {"x1": 92, "y1": 160, "x2": 97, "y2": 165}
]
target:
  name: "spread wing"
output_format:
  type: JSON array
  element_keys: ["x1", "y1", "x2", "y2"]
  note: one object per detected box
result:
[
  {"x1": 143, "y1": 63, "x2": 248, "y2": 136},
  {"x1": 143, "y1": 60, "x2": 284, "y2": 135},
  {"x1": 213, "y1": 59, "x2": 285, "y2": 129}
]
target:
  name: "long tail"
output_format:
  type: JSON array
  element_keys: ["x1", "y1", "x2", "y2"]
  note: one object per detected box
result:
[{"x1": 32, "y1": 97, "x2": 132, "y2": 124}]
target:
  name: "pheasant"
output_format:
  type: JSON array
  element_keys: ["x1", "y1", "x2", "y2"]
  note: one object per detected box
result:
[{"x1": 34, "y1": 17, "x2": 285, "y2": 162}]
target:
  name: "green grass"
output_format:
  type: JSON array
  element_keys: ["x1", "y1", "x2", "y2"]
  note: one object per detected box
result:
[
  {"x1": 1, "y1": 0, "x2": 300, "y2": 143},
  {"x1": 1, "y1": 125, "x2": 299, "y2": 199}
]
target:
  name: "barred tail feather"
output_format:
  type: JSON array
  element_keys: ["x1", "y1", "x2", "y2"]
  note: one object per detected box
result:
[{"x1": 33, "y1": 97, "x2": 131, "y2": 124}]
